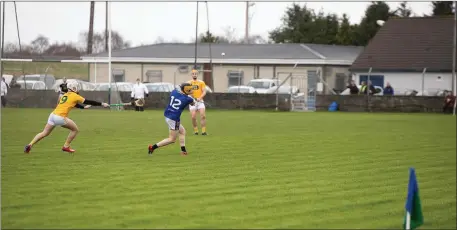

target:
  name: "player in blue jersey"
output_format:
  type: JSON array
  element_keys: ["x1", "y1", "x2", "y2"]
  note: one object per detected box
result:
[{"x1": 148, "y1": 83, "x2": 196, "y2": 156}]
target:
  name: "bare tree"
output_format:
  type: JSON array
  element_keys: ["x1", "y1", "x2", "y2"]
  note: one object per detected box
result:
[
  {"x1": 222, "y1": 26, "x2": 238, "y2": 43},
  {"x1": 3, "y1": 42, "x2": 19, "y2": 53},
  {"x1": 154, "y1": 36, "x2": 166, "y2": 44},
  {"x1": 45, "y1": 42, "x2": 82, "y2": 56},
  {"x1": 30, "y1": 35, "x2": 50, "y2": 54},
  {"x1": 395, "y1": 1, "x2": 413, "y2": 17},
  {"x1": 243, "y1": 35, "x2": 267, "y2": 44},
  {"x1": 79, "y1": 30, "x2": 131, "y2": 53}
]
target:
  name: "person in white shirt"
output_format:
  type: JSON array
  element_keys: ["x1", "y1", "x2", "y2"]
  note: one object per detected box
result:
[
  {"x1": 1, "y1": 77, "x2": 8, "y2": 107},
  {"x1": 131, "y1": 78, "x2": 149, "y2": 112}
]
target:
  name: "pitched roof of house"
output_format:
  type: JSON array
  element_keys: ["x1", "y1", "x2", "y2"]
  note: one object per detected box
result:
[
  {"x1": 350, "y1": 16, "x2": 456, "y2": 72},
  {"x1": 81, "y1": 43, "x2": 364, "y2": 65}
]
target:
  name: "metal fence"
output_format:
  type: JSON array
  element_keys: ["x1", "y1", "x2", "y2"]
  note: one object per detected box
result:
[
  {"x1": 2, "y1": 60, "x2": 90, "y2": 91},
  {"x1": 353, "y1": 67, "x2": 454, "y2": 97}
]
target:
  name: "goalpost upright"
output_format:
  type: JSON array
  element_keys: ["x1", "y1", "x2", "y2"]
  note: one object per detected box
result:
[{"x1": 107, "y1": 1, "x2": 113, "y2": 106}]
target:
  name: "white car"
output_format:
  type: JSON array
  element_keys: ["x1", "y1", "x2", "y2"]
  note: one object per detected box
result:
[
  {"x1": 16, "y1": 80, "x2": 47, "y2": 90},
  {"x1": 246, "y1": 78, "x2": 281, "y2": 94},
  {"x1": 265, "y1": 85, "x2": 300, "y2": 95},
  {"x1": 52, "y1": 79, "x2": 96, "y2": 92},
  {"x1": 340, "y1": 85, "x2": 383, "y2": 95},
  {"x1": 227, "y1": 86, "x2": 256, "y2": 93},
  {"x1": 94, "y1": 82, "x2": 133, "y2": 92},
  {"x1": 144, "y1": 82, "x2": 175, "y2": 92}
]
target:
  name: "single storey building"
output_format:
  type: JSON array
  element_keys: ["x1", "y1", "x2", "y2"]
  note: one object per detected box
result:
[
  {"x1": 350, "y1": 16, "x2": 455, "y2": 95},
  {"x1": 81, "y1": 43, "x2": 363, "y2": 93}
]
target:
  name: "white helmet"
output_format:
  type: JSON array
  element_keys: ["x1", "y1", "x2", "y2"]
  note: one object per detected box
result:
[{"x1": 67, "y1": 81, "x2": 80, "y2": 93}]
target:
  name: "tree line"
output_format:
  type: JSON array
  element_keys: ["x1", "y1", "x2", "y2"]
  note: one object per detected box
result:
[
  {"x1": 3, "y1": 1, "x2": 455, "y2": 58},
  {"x1": 3, "y1": 30, "x2": 131, "y2": 58}
]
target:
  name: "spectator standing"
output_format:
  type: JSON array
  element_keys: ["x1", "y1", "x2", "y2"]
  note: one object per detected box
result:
[
  {"x1": 131, "y1": 78, "x2": 149, "y2": 112},
  {"x1": 443, "y1": 91, "x2": 456, "y2": 114},
  {"x1": 1, "y1": 77, "x2": 8, "y2": 107},
  {"x1": 367, "y1": 81, "x2": 376, "y2": 95},
  {"x1": 347, "y1": 80, "x2": 359, "y2": 95},
  {"x1": 383, "y1": 82, "x2": 394, "y2": 95},
  {"x1": 359, "y1": 81, "x2": 367, "y2": 95}
]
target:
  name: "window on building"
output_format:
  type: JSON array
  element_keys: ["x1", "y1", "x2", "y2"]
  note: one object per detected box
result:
[
  {"x1": 178, "y1": 65, "x2": 189, "y2": 73},
  {"x1": 193, "y1": 64, "x2": 202, "y2": 71},
  {"x1": 112, "y1": 69, "x2": 125, "y2": 82},
  {"x1": 307, "y1": 70, "x2": 318, "y2": 93},
  {"x1": 335, "y1": 73, "x2": 347, "y2": 91},
  {"x1": 146, "y1": 70, "x2": 163, "y2": 83},
  {"x1": 227, "y1": 70, "x2": 244, "y2": 87}
]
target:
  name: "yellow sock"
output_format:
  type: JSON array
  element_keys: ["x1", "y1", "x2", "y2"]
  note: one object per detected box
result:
[
  {"x1": 194, "y1": 127, "x2": 199, "y2": 133},
  {"x1": 64, "y1": 142, "x2": 70, "y2": 147},
  {"x1": 202, "y1": 127, "x2": 206, "y2": 133}
]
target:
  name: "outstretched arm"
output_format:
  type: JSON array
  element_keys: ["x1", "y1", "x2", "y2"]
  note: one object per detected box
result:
[
  {"x1": 75, "y1": 104, "x2": 91, "y2": 109},
  {"x1": 81, "y1": 99, "x2": 109, "y2": 107}
]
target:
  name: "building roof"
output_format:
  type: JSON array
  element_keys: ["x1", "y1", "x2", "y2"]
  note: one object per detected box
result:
[
  {"x1": 80, "y1": 43, "x2": 364, "y2": 66},
  {"x1": 350, "y1": 16, "x2": 456, "y2": 72}
]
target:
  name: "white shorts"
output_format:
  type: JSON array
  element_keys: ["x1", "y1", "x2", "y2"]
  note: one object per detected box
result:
[
  {"x1": 47, "y1": 113, "x2": 67, "y2": 126},
  {"x1": 189, "y1": 101, "x2": 206, "y2": 111},
  {"x1": 165, "y1": 117, "x2": 183, "y2": 131}
]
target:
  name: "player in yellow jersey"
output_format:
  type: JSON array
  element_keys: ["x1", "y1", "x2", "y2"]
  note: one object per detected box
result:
[
  {"x1": 24, "y1": 82, "x2": 109, "y2": 154},
  {"x1": 187, "y1": 69, "x2": 208, "y2": 135}
]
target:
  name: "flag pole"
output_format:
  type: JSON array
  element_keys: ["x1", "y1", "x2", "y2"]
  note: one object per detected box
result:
[
  {"x1": 452, "y1": 1, "x2": 457, "y2": 116},
  {"x1": 406, "y1": 212, "x2": 411, "y2": 230}
]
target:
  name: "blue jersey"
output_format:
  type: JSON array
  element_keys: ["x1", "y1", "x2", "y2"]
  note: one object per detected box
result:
[{"x1": 164, "y1": 89, "x2": 195, "y2": 121}]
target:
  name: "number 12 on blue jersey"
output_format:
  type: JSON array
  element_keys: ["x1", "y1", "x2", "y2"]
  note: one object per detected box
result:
[{"x1": 169, "y1": 96, "x2": 182, "y2": 110}]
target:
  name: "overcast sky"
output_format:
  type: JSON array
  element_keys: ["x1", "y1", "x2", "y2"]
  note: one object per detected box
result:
[{"x1": 2, "y1": 1, "x2": 433, "y2": 47}]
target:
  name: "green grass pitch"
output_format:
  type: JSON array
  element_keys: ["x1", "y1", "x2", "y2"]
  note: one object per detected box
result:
[{"x1": 1, "y1": 108, "x2": 456, "y2": 229}]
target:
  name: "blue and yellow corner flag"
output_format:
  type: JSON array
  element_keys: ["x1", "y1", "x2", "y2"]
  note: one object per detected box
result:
[{"x1": 403, "y1": 168, "x2": 424, "y2": 230}]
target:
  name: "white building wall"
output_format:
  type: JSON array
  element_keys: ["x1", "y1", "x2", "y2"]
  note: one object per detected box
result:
[
  {"x1": 258, "y1": 66, "x2": 274, "y2": 78},
  {"x1": 353, "y1": 72, "x2": 453, "y2": 95}
]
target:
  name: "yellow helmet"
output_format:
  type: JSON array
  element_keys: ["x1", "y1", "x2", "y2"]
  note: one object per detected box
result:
[{"x1": 180, "y1": 83, "x2": 194, "y2": 95}]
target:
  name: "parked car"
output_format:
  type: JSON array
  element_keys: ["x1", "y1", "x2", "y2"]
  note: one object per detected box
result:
[
  {"x1": 144, "y1": 82, "x2": 175, "y2": 92},
  {"x1": 227, "y1": 86, "x2": 256, "y2": 93},
  {"x1": 16, "y1": 80, "x2": 47, "y2": 90},
  {"x1": 246, "y1": 79, "x2": 280, "y2": 94},
  {"x1": 340, "y1": 85, "x2": 383, "y2": 96},
  {"x1": 405, "y1": 89, "x2": 450, "y2": 97},
  {"x1": 265, "y1": 85, "x2": 300, "y2": 95},
  {"x1": 17, "y1": 74, "x2": 55, "y2": 89},
  {"x1": 52, "y1": 79, "x2": 96, "y2": 92},
  {"x1": 94, "y1": 82, "x2": 133, "y2": 92}
]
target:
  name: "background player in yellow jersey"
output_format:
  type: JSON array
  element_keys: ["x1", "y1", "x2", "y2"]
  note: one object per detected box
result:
[
  {"x1": 187, "y1": 69, "x2": 208, "y2": 135},
  {"x1": 24, "y1": 82, "x2": 109, "y2": 153}
]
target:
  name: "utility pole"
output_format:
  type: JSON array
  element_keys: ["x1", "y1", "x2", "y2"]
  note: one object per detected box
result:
[
  {"x1": 87, "y1": 1, "x2": 95, "y2": 54},
  {"x1": 244, "y1": 2, "x2": 255, "y2": 44},
  {"x1": 105, "y1": 1, "x2": 108, "y2": 52},
  {"x1": 244, "y1": 1, "x2": 249, "y2": 44}
]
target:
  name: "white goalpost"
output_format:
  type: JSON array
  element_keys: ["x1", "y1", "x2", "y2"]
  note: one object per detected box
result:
[{"x1": 107, "y1": 1, "x2": 113, "y2": 107}]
